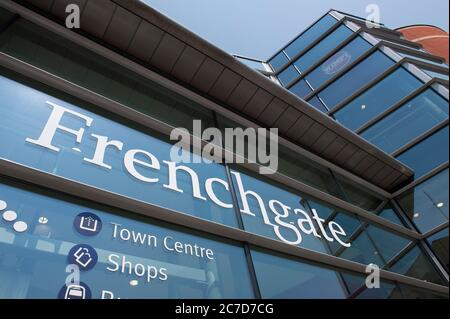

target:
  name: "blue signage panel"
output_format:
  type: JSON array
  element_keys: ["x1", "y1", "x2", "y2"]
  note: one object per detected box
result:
[{"x1": 0, "y1": 181, "x2": 254, "y2": 298}]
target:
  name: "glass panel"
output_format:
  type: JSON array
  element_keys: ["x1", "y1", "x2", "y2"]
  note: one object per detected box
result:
[
  {"x1": 361, "y1": 89, "x2": 449, "y2": 154},
  {"x1": 307, "y1": 96, "x2": 328, "y2": 112},
  {"x1": 305, "y1": 36, "x2": 373, "y2": 89},
  {"x1": 250, "y1": 248, "x2": 348, "y2": 298},
  {"x1": 424, "y1": 69, "x2": 450, "y2": 81},
  {"x1": 0, "y1": 19, "x2": 215, "y2": 131},
  {"x1": 365, "y1": 224, "x2": 411, "y2": 262},
  {"x1": 306, "y1": 200, "x2": 406, "y2": 269},
  {"x1": 293, "y1": 24, "x2": 353, "y2": 72},
  {"x1": 289, "y1": 79, "x2": 312, "y2": 99},
  {"x1": 397, "y1": 169, "x2": 449, "y2": 233},
  {"x1": 336, "y1": 174, "x2": 384, "y2": 212},
  {"x1": 395, "y1": 284, "x2": 448, "y2": 299},
  {"x1": 268, "y1": 51, "x2": 289, "y2": 72},
  {"x1": 389, "y1": 246, "x2": 446, "y2": 285},
  {"x1": 333, "y1": 67, "x2": 423, "y2": 131},
  {"x1": 377, "y1": 204, "x2": 406, "y2": 227},
  {"x1": 0, "y1": 178, "x2": 254, "y2": 298},
  {"x1": 396, "y1": 126, "x2": 449, "y2": 179},
  {"x1": 284, "y1": 14, "x2": 338, "y2": 59},
  {"x1": 317, "y1": 50, "x2": 395, "y2": 108},
  {"x1": 427, "y1": 228, "x2": 449, "y2": 272},
  {"x1": 277, "y1": 65, "x2": 300, "y2": 86},
  {"x1": 0, "y1": 72, "x2": 238, "y2": 228}
]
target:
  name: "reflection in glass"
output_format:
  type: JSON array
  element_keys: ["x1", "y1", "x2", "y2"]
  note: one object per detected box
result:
[
  {"x1": 397, "y1": 126, "x2": 449, "y2": 179},
  {"x1": 293, "y1": 24, "x2": 353, "y2": 73},
  {"x1": 0, "y1": 179, "x2": 254, "y2": 298},
  {"x1": 362, "y1": 89, "x2": 449, "y2": 154},
  {"x1": 389, "y1": 246, "x2": 446, "y2": 286},
  {"x1": 397, "y1": 169, "x2": 449, "y2": 233},
  {"x1": 277, "y1": 65, "x2": 300, "y2": 86},
  {"x1": 334, "y1": 67, "x2": 422, "y2": 131},
  {"x1": 317, "y1": 50, "x2": 395, "y2": 108},
  {"x1": 305, "y1": 36, "x2": 373, "y2": 90},
  {"x1": 427, "y1": 228, "x2": 449, "y2": 272},
  {"x1": 284, "y1": 14, "x2": 338, "y2": 59},
  {"x1": 250, "y1": 248, "x2": 347, "y2": 298}
]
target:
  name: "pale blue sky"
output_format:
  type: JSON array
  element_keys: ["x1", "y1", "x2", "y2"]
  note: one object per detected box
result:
[{"x1": 142, "y1": 0, "x2": 449, "y2": 60}]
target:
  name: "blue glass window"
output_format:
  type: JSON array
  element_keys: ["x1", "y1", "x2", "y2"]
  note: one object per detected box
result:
[
  {"x1": 284, "y1": 14, "x2": 338, "y2": 59},
  {"x1": 361, "y1": 89, "x2": 449, "y2": 154},
  {"x1": 333, "y1": 67, "x2": 423, "y2": 131},
  {"x1": 397, "y1": 126, "x2": 449, "y2": 179},
  {"x1": 268, "y1": 51, "x2": 289, "y2": 72},
  {"x1": 289, "y1": 79, "x2": 312, "y2": 99},
  {"x1": 0, "y1": 74, "x2": 238, "y2": 228},
  {"x1": 305, "y1": 36, "x2": 373, "y2": 90},
  {"x1": 0, "y1": 179, "x2": 255, "y2": 298},
  {"x1": 427, "y1": 228, "x2": 449, "y2": 272},
  {"x1": 293, "y1": 24, "x2": 354, "y2": 73},
  {"x1": 250, "y1": 248, "x2": 347, "y2": 298},
  {"x1": 317, "y1": 51, "x2": 395, "y2": 108},
  {"x1": 277, "y1": 65, "x2": 299, "y2": 86},
  {"x1": 397, "y1": 169, "x2": 449, "y2": 233},
  {"x1": 389, "y1": 246, "x2": 446, "y2": 285},
  {"x1": 307, "y1": 96, "x2": 328, "y2": 112}
]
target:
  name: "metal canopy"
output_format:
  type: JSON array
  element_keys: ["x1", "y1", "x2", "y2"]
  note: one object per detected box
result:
[{"x1": 20, "y1": 0, "x2": 414, "y2": 191}]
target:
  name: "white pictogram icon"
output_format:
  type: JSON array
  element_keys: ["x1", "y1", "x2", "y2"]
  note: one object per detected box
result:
[
  {"x1": 73, "y1": 247, "x2": 93, "y2": 268},
  {"x1": 64, "y1": 284, "x2": 86, "y2": 299},
  {"x1": 79, "y1": 216, "x2": 98, "y2": 233}
]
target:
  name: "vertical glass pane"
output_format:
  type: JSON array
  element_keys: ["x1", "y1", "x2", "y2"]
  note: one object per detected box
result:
[
  {"x1": 365, "y1": 224, "x2": 411, "y2": 262},
  {"x1": 284, "y1": 14, "x2": 338, "y2": 59},
  {"x1": 305, "y1": 36, "x2": 373, "y2": 89},
  {"x1": 317, "y1": 51, "x2": 395, "y2": 108},
  {"x1": 397, "y1": 169, "x2": 449, "y2": 233},
  {"x1": 427, "y1": 228, "x2": 449, "y2": 272},
  {"x1": 277, "y1": 65, "x2": 300, "y2": 86},
  {"x1": 396, "y1": 126, "x2": 449, "y2": 179},
  {"x1": 268, "y1": 51, "x2": 289, "y2": 72},
  {"x1": 333, "y1": 67, "x2": 423, "y2": 131},
  {"x1": 0, "y1": 179, "x2": 255, "y2": 298},
  {"x1": 389, "y1": 246, "x2": 446, "y2": 285},
  {"x1": 336, "y1": 174, "x2": 384, "y2": 212},
  {"x1": 307, "y1": 96, "x2": 328, "y2": 112},
  {"x1": 289, "y1": 79, "x2": 312, "y2": 99},
  {"x1": 377, "y1": 204, "x2": 406, "y2": 227},
  {"x1": 293, "y1": 24, "x2": 353, "y2": 72},
  {"x1": 250, "y1": 248, "x2": 347, "y2": 298},
  {"x1": 362, "y1": 89, "x2": 449, "y2": 154}
]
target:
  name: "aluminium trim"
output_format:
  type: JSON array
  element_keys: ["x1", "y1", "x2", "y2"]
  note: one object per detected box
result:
[
  {"x1": 274, "y1": 18, "x2": 349, "y2": 76},
  {"x1": 392, "y1": 162, "x2": 449, "y2": 198},
  {"x1": 422, "y1": 221, "x2": 450, "y2": 239},
  {"x1": 303, "y1": 44, "x2": 381, "y2": 101},
  {"x1": 0, "y1": 0, "x2": 401, "y2": 198},
  {"x1": 0, "y1": 158, "x2": 447, "y2": 295},
  {"x1": 391, "y1": 119, "x2": 449, "y2": 157},
  {"x1": 285, "y1": 31, "x2": 361, "y2": 90},
  {"x1": 384, "y1": 43, "x2": 447, "y2": 64},
  {"x1": 266, "y1": 10, "x2": 338, "y2": 62},
  {"x1": 327, "y1": 60, "x2": 403, "y2": 115},
  {"x1": 0, "y1": 53, "x2": 416, "y2": 237},
  {"x1": 355, "y1": 80, "x2": 435, "y2": 134}
]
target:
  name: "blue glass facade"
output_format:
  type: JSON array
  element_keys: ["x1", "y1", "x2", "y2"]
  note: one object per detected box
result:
[{"x1": 268, "y1": 9, "x2": 449, "y2": 298}]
